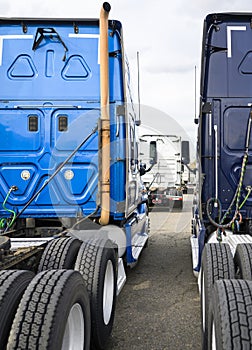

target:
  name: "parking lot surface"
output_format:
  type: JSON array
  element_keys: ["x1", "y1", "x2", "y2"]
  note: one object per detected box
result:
[{"x1": 107, "y1": 195, "x2": 201, "y2": 350}]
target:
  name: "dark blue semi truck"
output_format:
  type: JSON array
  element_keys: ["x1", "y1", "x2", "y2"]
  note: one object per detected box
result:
[
  {"x1": 0, "y1": 3, "x2": 149, "y2": 349},
  {"x1": 190, "y1": 13, "x2": 252, "y2": 349}
]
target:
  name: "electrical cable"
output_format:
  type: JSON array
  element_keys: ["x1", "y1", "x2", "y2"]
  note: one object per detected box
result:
[
  {"x1": 0, "y1": 186, "x2": 18, "y2": 233},
  {"x1": 206, "y1": 111, "x2": 252, "y2": 230}
]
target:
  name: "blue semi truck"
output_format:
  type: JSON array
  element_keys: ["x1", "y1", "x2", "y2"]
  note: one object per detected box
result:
[
  {"x1": 0, "y1": 3, "x2": 150, "y2": 349},
  {"x1": 189, "y1": 13, "x2": 252, "y2": 349}
]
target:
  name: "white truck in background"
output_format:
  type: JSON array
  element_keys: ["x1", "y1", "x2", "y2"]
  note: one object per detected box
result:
[
  {"x1": 139, "y1": 132, "x2": 190, "y2": 209},
  {"x1": 181, "y1": 164, "x2": 190, "y2": 193}
]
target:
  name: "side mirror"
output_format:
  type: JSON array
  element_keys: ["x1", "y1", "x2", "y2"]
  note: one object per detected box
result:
[
  {"x1": 139, "y1": 163, "x2": 146, "y2": 176},
  {"x1": 150, "y1": 141, "x2": 157, "y2": 165},
  {"x1": 181, "y1": 141, "x2": 190, "y2": 165}
]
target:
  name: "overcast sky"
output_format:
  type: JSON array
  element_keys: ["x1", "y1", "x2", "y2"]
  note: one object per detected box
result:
[{"x1": 1, "y1": 0, "x2": 252, "y2": 144}]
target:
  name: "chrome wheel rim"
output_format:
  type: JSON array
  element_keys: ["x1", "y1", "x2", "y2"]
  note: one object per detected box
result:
[
  {"x1": 61, "y1": 303, "x2": 84, "y2": 350},
  {"x1": 103, "y1": 260, "x2": 114, "y2": 325},
  {"x1": 211, "y1": 321, "x2": 217, "y2": 350},
  {"x1": 202, "y1": 271, "x2": 206, "y2": 332}
]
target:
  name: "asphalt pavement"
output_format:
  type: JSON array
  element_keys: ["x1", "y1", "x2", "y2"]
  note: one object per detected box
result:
[{"x1": 107, "y1": 194, "x2": 201, "y2": 350}]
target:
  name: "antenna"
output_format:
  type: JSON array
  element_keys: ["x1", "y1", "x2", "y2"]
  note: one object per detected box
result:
[
  {"x1": 194, "y1": 65, "x2": 197, "y2": 120},
  {"x1": 194, "y1": 65, "x2": 199, "y2": 124},
  {"x1": 136, "y1": 51, "x2": 141, "y2": 126}
]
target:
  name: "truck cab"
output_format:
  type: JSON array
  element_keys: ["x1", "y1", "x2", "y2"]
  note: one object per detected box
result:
[
  {"x1": 0, "y1": 4, "x2": 149, "y2": 349},
  {"x1": 192, "y1": 13, "x2": 252, "y2": 349},
  {"x1": 192, "y1": 13, "x2": 252, "y2": 272},
  {"x1": 140, "y1": 130, "x2": 189, "y2": 209}
]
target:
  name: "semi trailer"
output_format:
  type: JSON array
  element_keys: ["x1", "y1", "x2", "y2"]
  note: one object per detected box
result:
[
  {"x1": 0, "y1": 3, "x2": 149, "y2": 349},
  {"x1": 139, "y1": 132, "x2": 189, "y2": 209},
  {"x1": 190, "y1": 13, "x2": 252, "y2": 349}
]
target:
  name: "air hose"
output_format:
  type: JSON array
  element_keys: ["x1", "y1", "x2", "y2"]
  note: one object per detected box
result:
[
  {"x1": 206, "y1": 111, "x2": 252, "y2": 230},
  {"x1": 239, "y1": 185, "x2": 252, "y2": 209},
  {"x1": 0, "y1": 186, "x2": 18, "y2": 231}
]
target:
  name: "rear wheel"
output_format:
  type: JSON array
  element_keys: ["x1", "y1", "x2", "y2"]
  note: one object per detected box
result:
[
  {"x1": 234, "y1": 243, "x2": 252, "y2": 279},
  {"x1": 0, "y1": 270, "x2": 34, "y2": 349},
  {"x1": 38, "y1": 237, "x2": 81, "y2": 272},
  {"x1": 208, "y1": 279, "x2": 252, "y2": 349},
  {"x1": 177, "y1": 200, "x2": 183, "y2": 209},
  {"x1": 75, "y1": 238, "x2": 117, "y2": 350},
  {"x1": 200, "y1": 243, "x2": 234, "y2": 349},
  {"x1": 7, "y1": 269, "x2": 91, "y2": 350}
]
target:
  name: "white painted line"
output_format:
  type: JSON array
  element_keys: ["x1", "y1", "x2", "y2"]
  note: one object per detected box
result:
[
  {"x1": 0, "y1": 35, "x2": 33, "y2": 66},
  {"x1": 227, "y1": 26, "x2": 246, "y2": 58},
  {"x1": 68, "y1": 33, "x2": 100, "y2": 64}
]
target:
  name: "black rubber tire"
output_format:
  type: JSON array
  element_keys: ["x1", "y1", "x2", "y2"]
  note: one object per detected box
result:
[
  {"x1": 0, "y1": 270, "x2": 34, "y2": 349},
  {"x1": 38, "y1": 237, "x2": 81, "y2": 272},
  {"x1": 208, "y1": 279, "x2": 252, "y2": 349},
  {"x1": 177, "y1": 200, "x2": 183, "y2": 209},
  {"x1": 7, "y1": 269, "x2": 91, "y2": 350},
  {"x1": 75, "y1": 239, "x2": 117, "y2": 350},
  {"x1": 200, "y1": 243, "x2": 235, "y2": 349},
  {"x1": 234, "y1": 243, "x2": 252, "y2": 279}
]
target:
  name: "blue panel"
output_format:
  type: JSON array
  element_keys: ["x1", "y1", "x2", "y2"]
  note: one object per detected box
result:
[
  {"x1": 8, "y1": 55, "x2": 37, "y2": 78},
  {"x1": 57, "y1": 163, "x2": 98, "y2": 204},
  {"x1": 0, "y1": 21, "x2": 124, "y2": 102},
  {"x1": 239, "y1": 51, "x2": 252, "y2": 74},
  {"x1": 0, "y1": 165, "x2": 36, "y2": 196},
  {"x1": 223, "y1": 106, "x2": 251, "y2": 151},
  {"x1": 204, "y1": 18, "x2": 252, "y2": 98},
  {"x1": 0, "y1": 109, "x2": 43, "y2": 151},
  {"x1": 110, "y1": 105, "x2": 126, "y2": 212},
  {"x1": 62, "y1": 55, "x2": 90, "y2": 80},
  {"x1": 51, "y1": 108, "x2": 98, "y2": 151},
  {"x1": 200, "y1": 13, "x2": 252, "y2": 225},
  {"x1": 0, "y1": 18, "x2": 128, "y2": 219},
  {"x1": 0, "y1": 107, "x2": 99, "y2": 216}
]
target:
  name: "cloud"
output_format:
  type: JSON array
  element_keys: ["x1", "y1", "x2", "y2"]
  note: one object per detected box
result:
[
  {"x1": 177, "y1": 0, "x2": 252, "y2": 17},
  {"x1": 0, "y1": 0, "x2": 101, "y2": 17},
  {"x1": 0, "y1": 0, "x2": 252, "y2": 144},
  {"x1": 0, "y1": 3, "x2": 11, "y2": 13},
  {"x1": 145, "y1": 62, "x2": 195, "y2": 75}
]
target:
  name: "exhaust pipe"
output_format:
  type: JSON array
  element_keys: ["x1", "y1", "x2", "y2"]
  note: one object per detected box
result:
[{"x1": 99, "y1": 2, "x2": 111, "y2": 225}]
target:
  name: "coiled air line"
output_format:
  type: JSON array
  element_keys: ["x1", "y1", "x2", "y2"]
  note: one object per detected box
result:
[
  {"x1": 0, "y1": 186, "x2": 18, "y2": 230},
  {"x1": 206, "y1": 111, "x2": 252, "y2": 231}
]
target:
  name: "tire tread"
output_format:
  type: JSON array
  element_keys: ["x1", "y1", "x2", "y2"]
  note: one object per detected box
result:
[
  {"x1": 0, "y1": 270, "x2": 34, "y2": 349},
  {"x1": 75, "y1": 238, "x2": 117, "y2": 350},
  {"x1": 234, "y1": 243, "x2": 252, "y2": 280},
  {"x1": 210, "y1": 279, "x2": 252, "y2": 349},
  {"x1": 201, "y1": 243, "x2": 235, "y2": 349},
  {"x1": 7, "y1": 270, "x2": 66, "y2": 349},
  {"x1": 38, "y1": 237, "x2": 81, "y2": 272}
]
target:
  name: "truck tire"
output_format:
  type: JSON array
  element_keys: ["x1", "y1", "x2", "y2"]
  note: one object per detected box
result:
[
  {"x1": 178, "y1": 200, "x2": 183, "y2": 209},
  {"x1": 200, "y1": 243, "x2": 235, "y2": 349},
  {"x1": 7, "y1": 269, "x2": 91, "y2": 350},
  {"x1": 0, "y1": 270, "x2": 34, "y2": 349},
  {"x1": 75, "y1": 238, "x2": 117, "y2": 350},
  {"x1": 38, "y1": 237, "x2": 81, "y2": 272},
  {"x1": 208, "y1": 279, "x2": 252, "y2": 349},
  {"x1": 234, "y1": 243, "x2": 252, "y2": 279}
]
